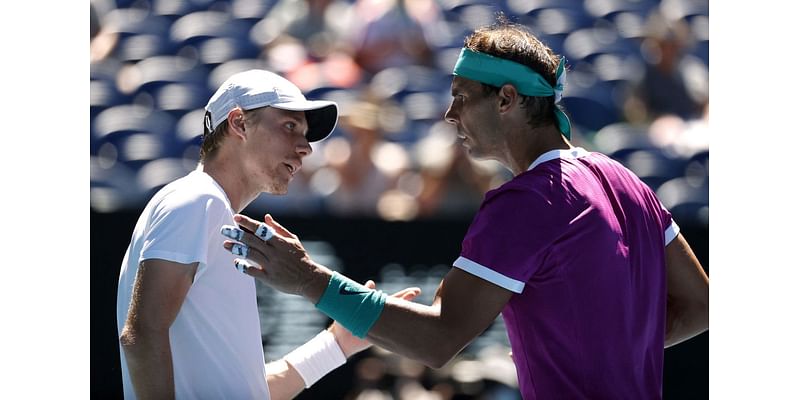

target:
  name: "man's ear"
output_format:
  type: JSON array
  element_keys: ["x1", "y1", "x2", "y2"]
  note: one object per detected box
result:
[
  {"x1": 227, "y1": 108, "x2": 247, "y2": 139},
  {"x1": 498, "y1": 84, "x2": 519, "y2": 114}
]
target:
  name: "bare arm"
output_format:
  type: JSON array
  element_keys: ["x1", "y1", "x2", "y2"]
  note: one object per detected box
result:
[
  {"x1": 264, "y1": 360, "x2": 306, "y2": 400},
  {"x1": 664, "y1": 233, "x2": 709, "y2": 347},
  {"x1": 118, "y1": 259, "x2": 197, "y2": 399},
  {"x1": 366, "y1": 267, "x2": 513, "y2": 368},
  {"x1": 224, "y1": 213, "x2": 513, "y2": 369},
  {"x1": 264, "y1": 282, "x2": 421, "y2": 400},
  {"x1": 262, "y1": 323, "x2": 381, "y2": 400}
]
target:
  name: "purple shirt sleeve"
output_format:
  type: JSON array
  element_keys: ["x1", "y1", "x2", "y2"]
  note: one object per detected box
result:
[{"x1": 454, "y1": 186, "x2": 564, "y2": 293}]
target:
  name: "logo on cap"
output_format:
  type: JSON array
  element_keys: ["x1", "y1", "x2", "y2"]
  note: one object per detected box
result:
[{"x1": 204, "y1": 112, "x2": 213, "y2": 134}]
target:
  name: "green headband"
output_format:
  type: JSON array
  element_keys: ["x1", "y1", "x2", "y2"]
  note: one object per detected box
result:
[{"x1": 452, "y1": 48, "x2": 571, "y2": 139}]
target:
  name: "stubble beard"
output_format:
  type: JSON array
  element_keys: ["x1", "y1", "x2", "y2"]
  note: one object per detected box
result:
[{"x1": 262, "y1": 165, "x2": 291, "y2": 195}]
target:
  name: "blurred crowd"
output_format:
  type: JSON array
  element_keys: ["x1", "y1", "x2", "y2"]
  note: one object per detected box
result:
[
  {"x1": 91, "y1": 1, "x2": 708, "y2": 398},
  {"x1": 90, "y1": 0, "x2": 709, "y2": 226}
]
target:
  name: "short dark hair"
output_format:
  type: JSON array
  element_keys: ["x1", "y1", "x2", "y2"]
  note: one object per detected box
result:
[{"x1": 464, "y1": 14, "x2": 565, "y2": 130}]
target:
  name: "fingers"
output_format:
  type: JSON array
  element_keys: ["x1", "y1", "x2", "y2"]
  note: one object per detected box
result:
[
  {"x1": 391, "y1": 286, "x2": 421, "y2": 301},
  {"x1": 262, "y1": 214, "x2": 297, "y2": 240},
  {"x1": 223, "y1": 239, "x2": 269, "y2": 266},
  {"x1": 231, "y1": 213, "x2": 261, "y2": 234},
  {"x1": 232, "y1": 213, "x2": 281, "y2": 239},
  {"x1": 221, "y1": 223, "x2": 276, "y2": 266},
  {"x1": 230, "y1": 242, "x2": 249, "y2": 258},
  {"x1": 234, "y1": 258, "x2": 266, "y2": 278},
  {"x1": 364, "y1": 280, "x2": 376, "y2": 289},
  {"x1": 222, "y1": 223, "x2": 275, "y2": 244}
]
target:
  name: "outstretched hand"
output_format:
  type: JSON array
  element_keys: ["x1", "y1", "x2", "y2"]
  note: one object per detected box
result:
[
  {"x1": 221, "y1": 213, "x2": 325, "y2": 299},
  {"x1": 330, "y1": 280, "x2": 421, "y2": 358}
]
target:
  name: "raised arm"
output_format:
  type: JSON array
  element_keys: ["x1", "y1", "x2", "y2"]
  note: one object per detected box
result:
[
  {"x1": 664, "y1": 233, "x2": 709, "y2": 347},
  {"x1": 223, "y1": 214, "x2": 513, "y2": 368},
  {"x1": 119, "y1": 259, "x2": 198, "y2": 399}
]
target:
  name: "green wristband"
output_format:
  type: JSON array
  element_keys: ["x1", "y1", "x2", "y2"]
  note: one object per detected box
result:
[{"x1": 315, "y1": 272, "x2": 387, "y2": 338}]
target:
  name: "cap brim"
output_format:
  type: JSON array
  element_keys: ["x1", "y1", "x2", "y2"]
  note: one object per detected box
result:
[{"x1": 271, "y1": 100, "x2": 338, "y2": 143}]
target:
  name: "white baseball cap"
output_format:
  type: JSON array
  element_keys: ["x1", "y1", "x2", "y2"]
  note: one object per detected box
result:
[{"x1": 204, "y1": 69, "x2": 338, "y2": 142}]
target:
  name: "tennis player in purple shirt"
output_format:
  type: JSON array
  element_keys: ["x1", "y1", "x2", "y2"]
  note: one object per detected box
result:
[{"x1": 221, "y1": 16, "x2": 709, "y2": 399}]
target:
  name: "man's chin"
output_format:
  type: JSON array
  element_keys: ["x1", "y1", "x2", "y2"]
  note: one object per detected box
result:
[{"x1": 265, "y1": 181, "x2": 290, "y2": 195}]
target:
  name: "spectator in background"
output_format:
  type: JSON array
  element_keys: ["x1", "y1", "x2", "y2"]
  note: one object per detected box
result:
[
  {"x1": 415, "y1": 132, "x2": 507, "y2": 218},
  {"x1": 347, "y1": 0, "x2": 436, "y2": 75},
  {"x1": 257, "y1": 0, "x2": 364, "y2": 91},
  {"x1": 323, "y1": 99, "x2": 400, "y2": 216},
  {"x1": 223, "y1": 16, "x2": 709, "y2": 399},
  {"x1": 625, "y1": 11, "x2": 705, "y2": 122}
]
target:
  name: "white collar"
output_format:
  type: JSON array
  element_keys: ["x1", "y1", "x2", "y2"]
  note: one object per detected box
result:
[{"x1": 526, "y1": 147, "x2": 590, "y2": 171}]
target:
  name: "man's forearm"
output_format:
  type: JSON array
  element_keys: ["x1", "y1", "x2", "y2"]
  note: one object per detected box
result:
[
  {"x1": 664, "y1": 297, "x2": 708, "y2": 348},
  {"x1": 265, "y1": 360, "x2": 305, "y2": 400},
  {"x1": 366, "y1": 301, "x2": 462, "y2": 368},
  {"x1": 298, "y1": 267, "x2": 460, "y2": 368},
  {"x1": 120, "y1": 328, "x2": 175, "y2": 399}
]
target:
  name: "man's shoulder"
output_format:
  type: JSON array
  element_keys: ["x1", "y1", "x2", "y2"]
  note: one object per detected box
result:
[
  {"x1": 479, "y1": 178, "x2": 552, "y2": 214},
  {"x1": 147, "y1": 172, "x2": 229, "y2": 216}
]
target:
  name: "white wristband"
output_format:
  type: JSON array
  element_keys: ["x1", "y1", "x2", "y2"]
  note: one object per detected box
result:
[{"x1": 283, "y1": 330, "x2": 347, "y2": 388}]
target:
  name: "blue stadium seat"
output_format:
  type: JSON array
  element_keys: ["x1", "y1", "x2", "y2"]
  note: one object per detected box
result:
[
  {"x1": 114, "y1": 132, "x2": 171, "y2": 168},
  {"x1": 151, "y1": 0, "x2": 217, "y2": 20},
  {"x1": 152, "y1": 83, "x2": 212, "y2": 117},
  {"x1": 208, "y1": 59, "x2": 271, "y2": 91},
  {"x1": 93, "y1": 104, "x2": 176, "y2": 140},
  {"x1": 433, "y1": 47, "x2": 462, "y2": 75},
  {"x1": 128, "y1": 56, "x2": 210, "y2": 94},
  {"x1": 616, "y1": 148, "x2": 685, "y2": 190},
  {"x1": 528, "y1": 7, "x2": 596, "y2": 36},
  {"x1": 102, "y1": 8, "x2": 172, "y2": 38},
  {"x1": 449, "y1": 4, "x2": 500, "y2": 29},
  {"x1": 90, "y1": 155, "x2": 146, "y2": 212},
  {"x1": 660, "y1": 0, "x2": 709, "y2": 20},
  {"x1": 505, "y1": 0, "x2": 585, "y2": 16},
  {"x1": 611, "y1": 11, "x2": 648, "y2": 40},
  {"x1": 197, "y1": 37, "x2": 261, "y2": 66},
  {"x1": 591, "y1": 53, "x2": 645, "y2": 84},
  {"x1": 136, "y1": 158, "x2": 196, "y2": 197},
  {"x1": 113, "y1": 33, "x2": 177, "y2": 62},
  {"x1": 170, "y1": 11, "x2": 254, "y2": 48},
  {"x1": 656, "y1": 176, "x2": 709, "y2": 226},
  {"x1": 563, "y1": 26, "x2": 638, "y2": 63},
  {"x1": 92, "y1": 105, "x2": 178, "y2": 164},
  {"x1": 683, "y1": 148, "x2": 709, "y2": 180},
  {"x1": 691, "y1": 39, "x2": 709, "y2": 67},
  {"x1": 584, "y1": 0, "x2": 659, "y2": 19},
  {"x1": 440, "y1": 0, "x2": 500, "y2": 13},
  {"x1": 229, "y1": 0, "x2": 278, "y2": 23},
  {"x1": 591, "y1": 122, "x2": 655, "y2": 157},
  {"x1": 90, "y1": 57, "x2": 124, "y2": 82},
  {"x1": 370, "y1": 65, "x2": 450, "y2": 100},
  {"x1": 91, "y1": 79, "x2": 129, "y2": 119},
  {"x1": 560, "y1": 77, "x2": 621, "y2": 132},
  {"x1": 175, "y1": 108, "x2": 206, "y2": 147}
]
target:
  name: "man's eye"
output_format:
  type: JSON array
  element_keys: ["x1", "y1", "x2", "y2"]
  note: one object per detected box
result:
[{"x1": 285, "y1": 122, "x2": 296, "y2": 130}]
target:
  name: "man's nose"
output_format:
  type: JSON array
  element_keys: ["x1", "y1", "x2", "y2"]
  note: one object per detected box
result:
[
  {"x1": 444, "y1": 104, "x2": 458, "y2": 125},
  {"x1": 297, "y1": 137, "x2": 312, "y2": 157}
]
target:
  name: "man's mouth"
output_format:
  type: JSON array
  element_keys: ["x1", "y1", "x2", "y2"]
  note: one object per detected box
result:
[{"x1": 283, "y1": 162, "x2": 300, "y2": 176}]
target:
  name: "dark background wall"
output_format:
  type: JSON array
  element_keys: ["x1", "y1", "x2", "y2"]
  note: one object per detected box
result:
[{"x1": 92, "y1": 210, "x2": 708, "y2": 399}]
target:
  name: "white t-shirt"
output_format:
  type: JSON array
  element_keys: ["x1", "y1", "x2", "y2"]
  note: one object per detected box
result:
[{"x1": 116, "y1": 170, "x2": 270, "y2": 399}]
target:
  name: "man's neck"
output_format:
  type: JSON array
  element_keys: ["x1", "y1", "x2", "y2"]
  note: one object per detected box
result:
[
  {"x1": 506, "y1": 125, "x2": 571, "y2": 176},
  {"x1": 200, "y1": 158, "x2": 256, "y2": 213}
]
